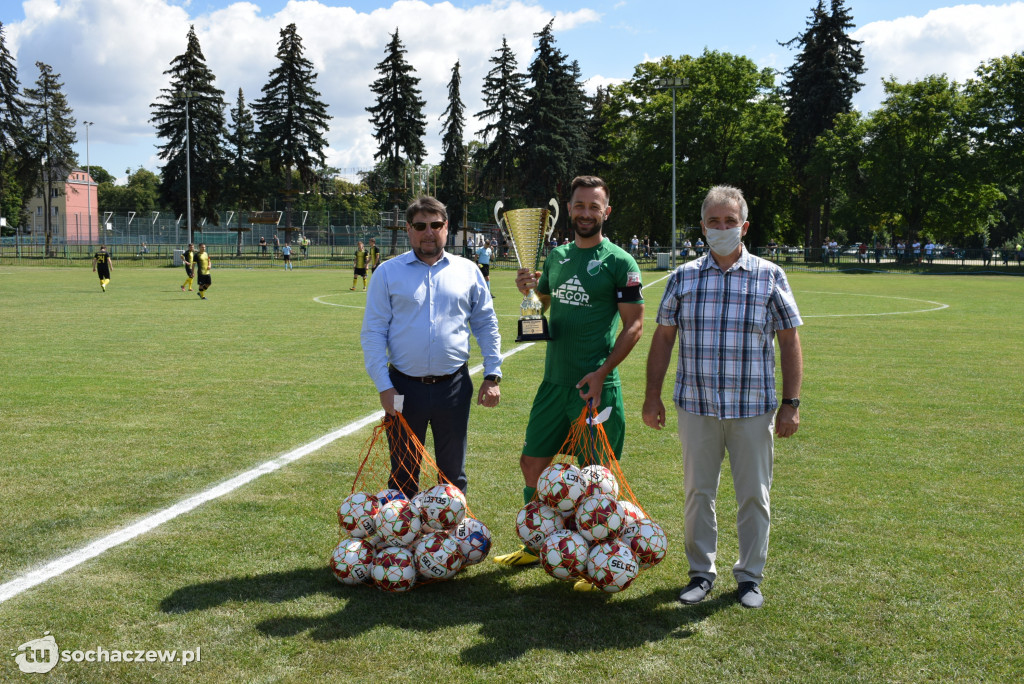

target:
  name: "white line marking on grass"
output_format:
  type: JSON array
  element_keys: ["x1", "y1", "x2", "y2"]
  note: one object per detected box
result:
[
  {"x1": 798, "y1": 291, "x2": 949, "y2": 318},
  {"x1": 0, "y1": 344, "x2": 534, "y2": 606}
]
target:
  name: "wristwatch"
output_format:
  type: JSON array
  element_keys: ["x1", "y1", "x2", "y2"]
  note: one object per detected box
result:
[
  {"x1": 484, "y1": 374, "x2": 501, "y2": 384},
  {"x1": 781, "y1": 398, "x2": 800, "y2": 409}
]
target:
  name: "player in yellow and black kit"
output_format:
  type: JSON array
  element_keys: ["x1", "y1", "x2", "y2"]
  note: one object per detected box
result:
[
  {"x1": 181, "y1": 243, "x2": 196, "y2": 292},
  {"x1": 351, "y1": 240, "x2": 368, "y2": 290},
  {"x1": 92, "y1": 246, "x2": 114, "y2": 291},
  {"x1": 196, "y1": 243, "x2": 212, "y2": 299}
]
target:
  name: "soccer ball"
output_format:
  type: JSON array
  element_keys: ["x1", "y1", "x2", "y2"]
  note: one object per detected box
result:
[
  {"x1": 586, "y1": 540, "x2": 639, "y2": 593},
  {"x1": 537, "y1": 463, "x2": 587, "y2": 515},
  {"x1": 419, "y1": 483, "x2": 468, "y2": 532},
  {"x1": 452, "y1": 517, "x2": 492, "y2": 566},
  {"x1": 619, "y1": 519, "x2": 668, "y2": 569},
  {"x1": 361, "y1": 530, "x2": 385, "y2": 550},
  {"x1": 371, "y1": 546, "x2": 417, "y2": 592},
  {"x1": 414, "y1": 532, "x2": 465, "y2": 580},
  {"x1": 337, "y1": 491, "x2": 379, "y2": 538},
  {"x1": 619, "y1": 499, "x2": 646, "y2": 524},
  {"x1": 539, "y1": 529, "x2": 590, "y2": 581},
  {"x1": 375, "y1": 499, "x2": 422, "y2": 547},
  {"x1": 575, "y1": 495, "x2": 626, "y2": 543},
  {"x1": 375, "y1": 488, "x2": 407, "y2": 508},
  {"x1": 330, "y1": 537, "x2": 375, "y2": 585},
  {"x1": 515, "y1": 501, "x2": 565, "y2": 551},
  {"x1": 580, "y1": 464, "x2": 619, "y2": 499}
]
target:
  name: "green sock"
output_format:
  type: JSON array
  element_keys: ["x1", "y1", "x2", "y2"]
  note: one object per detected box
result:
[{"x1": 523, "y1": 486, "x2": 536, "y2": 506}]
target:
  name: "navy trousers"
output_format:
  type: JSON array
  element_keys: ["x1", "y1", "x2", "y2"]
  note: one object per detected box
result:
[{"x1": 386, "y1": 364, "x2": 473, "y2": 496}]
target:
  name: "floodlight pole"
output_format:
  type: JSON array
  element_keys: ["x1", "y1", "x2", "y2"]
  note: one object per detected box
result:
[
  {"x1": 83, "y1": 121, "x2": 94, "y2": 244},
  {"x1": 654, "y1": 76, "x2": 689, "y2": 270},
  {"x1": 83, "y1": 121, "x2": 94, "y2": 246}
]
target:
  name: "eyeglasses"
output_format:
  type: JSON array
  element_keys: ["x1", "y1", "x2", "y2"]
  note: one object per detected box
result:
[{"x1": 410, "y1": 220, "x2": 447, "y2": 232}]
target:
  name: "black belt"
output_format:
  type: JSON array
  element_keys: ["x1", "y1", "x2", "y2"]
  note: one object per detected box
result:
[{"x1": 389, "y1": 363, "x2": 466, "y2": 385}]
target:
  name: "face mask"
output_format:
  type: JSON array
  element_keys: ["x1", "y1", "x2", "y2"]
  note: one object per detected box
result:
[{"x1": 705, "y1": 226, "x2": 743, "y2": 255}]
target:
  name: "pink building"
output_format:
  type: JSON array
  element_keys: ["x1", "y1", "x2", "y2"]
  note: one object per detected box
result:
[{"x1": 26, "y1": 168, "x2": 99, "y2": 244}]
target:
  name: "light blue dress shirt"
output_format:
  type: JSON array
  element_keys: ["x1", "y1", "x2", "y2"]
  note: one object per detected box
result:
[{"x1": 361, "y1": 249, "x2": 503, "y2": 392}]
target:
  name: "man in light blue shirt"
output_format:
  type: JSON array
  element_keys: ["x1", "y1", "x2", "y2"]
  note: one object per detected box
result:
[{"x1": 361, "y1": 196, "x2": 503, "y2": 496}]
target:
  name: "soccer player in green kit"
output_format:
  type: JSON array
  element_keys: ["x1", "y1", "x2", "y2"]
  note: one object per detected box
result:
[{"x1": 493, "y1": 176, "x2": 645, "y2": 584}]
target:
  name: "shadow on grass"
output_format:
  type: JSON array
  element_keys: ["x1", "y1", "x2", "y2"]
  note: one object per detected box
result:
[{"x1": 160, "y1": 562, "x2": 732, "y2": 664}]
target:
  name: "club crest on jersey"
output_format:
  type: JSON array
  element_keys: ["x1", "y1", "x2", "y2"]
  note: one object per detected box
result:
[
  {"x1": 587, "y1": 259, "x2": 603, "y2": 276},
  {"x1": 626, "y1": 271, "x2": 642, "y2": 286},
  {"x1": 552, "y1": 275, "x2": 591, "y2": 306}
]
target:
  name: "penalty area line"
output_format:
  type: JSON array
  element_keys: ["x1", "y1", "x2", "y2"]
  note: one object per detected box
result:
[{"x1": 0, "y1": 344, "x2": 534, "y2": 607}]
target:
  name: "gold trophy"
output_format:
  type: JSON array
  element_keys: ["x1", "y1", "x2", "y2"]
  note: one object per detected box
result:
[{"x1": 495, "y1": 199, "x2": 558, "y2": 342}]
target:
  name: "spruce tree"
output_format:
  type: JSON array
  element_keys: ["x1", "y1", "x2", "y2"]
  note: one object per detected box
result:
[
  {"x1": 224, "y1": 88, "x2": 259, "y2": 255},
  {"x1": 0, "y1": 21, "x2": 28, "y2": 225},
  {"x1": 438, "y1": 61, "x2": 467, "y2": 239},
  {"x1": 24, "y1": 61, "x2": 77, "y2": 256},
  {"x1": 475, "y1": 37, "x2": 526, "y2": 200},
  {"x1": 253, "y1": 23, "x2": 330, "y2": 242},
  {"x1": 520, "y1": 20, "x2": 588, "y2": 208},
  {"x1": 781, "y1": 0, "x2": 865, "y2": 248},
  {"x1": 366, "y1": 28, "x2": 427, "y2": 205},
  {"x1": 150, "y1": 25, "x2": 227, "y2": 237}
]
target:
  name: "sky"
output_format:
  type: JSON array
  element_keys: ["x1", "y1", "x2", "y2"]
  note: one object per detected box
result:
[{"x1": 5, "y1": 0, "x2": 1024, "y2": 184}]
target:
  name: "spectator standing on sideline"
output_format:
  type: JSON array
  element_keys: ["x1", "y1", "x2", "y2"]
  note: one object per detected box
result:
[
  {"x1": 643, "y1": 185, "x2": 803, "y2": 610},
  {"x1": 476, "y1": 239, "x2": 493, "y2": 291},
  {"x1": 259, "y1": 236, "x2": 268, "y2": 255},
  {"x1": 361, "y1": 196, "x2": 502, "y2": 497},
  {"x1": 273, "y1": 234, "x2": 280, "y2": 256}
]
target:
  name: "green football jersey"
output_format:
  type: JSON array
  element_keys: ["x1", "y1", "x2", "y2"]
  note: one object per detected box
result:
[{"x1": 537, "y1": 238, "x2": 643, "y2": 387}]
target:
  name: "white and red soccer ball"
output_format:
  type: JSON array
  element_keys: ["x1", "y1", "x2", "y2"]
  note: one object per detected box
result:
[
  {"x1": 575, "y1": 495, "x2": 626, "y2": 543},
  {"x1": 371, "y1": 546, "x2": 417, "y2": 592},
  {"x1": 537, "y1": 464, "x2": 587, "y2": 515},
  {"x1": 619, "y1": 500, "x2": 646, "y2": 524},
  {"x1": 419, "y1": 483, "x2": 468, "y2": 532},
  {"x1": 337, "y1": 491, "x2": 379, "y2": 538},
  {"x1": 580, "y1": 464, "x2": 619, "y2": 499},
  {"x1": 375, "y1": 499, "x2": 422, "y2": 547},
  {"x1": 516, "y1": 501, "x2": 565, "y2": 551},
  {"x1": 619, "y1": 519, "x2": 668, "y2": 569},
  {"x1": 540, "y1": 529, "x2": 590, "y2": 581},
  {"x1": 414, "y1": 532, "x2": 465, "y2": 580},
  {"x1": 586, "y1": 540, "x2": 639, "y2": 593},
  {"x1": 330, "y1": 537, "x2": 375, "y2": 585},
  {"x1": 452, "y1": 517, "x2": 492, "y2": 566}
]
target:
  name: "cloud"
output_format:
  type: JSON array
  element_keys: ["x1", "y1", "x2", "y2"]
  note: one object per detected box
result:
[
  {"x1": 6, "y1": 0, "x2": 601, "y2": 176},
  {"x1": 854, "y1": 2, "x2": 1024, "y2": 111}
]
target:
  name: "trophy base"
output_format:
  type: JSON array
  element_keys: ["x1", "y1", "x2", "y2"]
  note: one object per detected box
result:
[{"x1": 517, "y1": 317, "x2": 551, "y2": 342}]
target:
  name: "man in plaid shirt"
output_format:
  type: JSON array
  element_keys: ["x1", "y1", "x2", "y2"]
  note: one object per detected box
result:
[{"x1": 643, "y1": 185, "x2": 803, "y2": 609}]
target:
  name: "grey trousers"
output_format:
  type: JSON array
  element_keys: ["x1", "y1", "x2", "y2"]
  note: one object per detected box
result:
[{"x1": 676, "y1": 407, "x2": 776, "y2": 585}]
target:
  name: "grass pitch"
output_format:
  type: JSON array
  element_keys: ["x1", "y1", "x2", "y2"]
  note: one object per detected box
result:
[{"x1": 1, "y1": 264, "x2": 1022, "y2": 682}]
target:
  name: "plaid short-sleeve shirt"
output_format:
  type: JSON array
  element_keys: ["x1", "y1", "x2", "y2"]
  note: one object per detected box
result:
[{"x1": 655, "y1": 249, "x2": 802, "y2": 419}]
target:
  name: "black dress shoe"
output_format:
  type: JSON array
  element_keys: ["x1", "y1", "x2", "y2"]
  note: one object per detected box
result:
[
  {"x1": 678, "y1": 578, "x2": 713, "y2": 604},
  {"x1": 737, "y1": 581, "x2": 763, "y2": 609}
]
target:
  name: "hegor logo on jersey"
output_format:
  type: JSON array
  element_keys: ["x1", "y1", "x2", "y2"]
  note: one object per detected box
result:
[{"x1": 552, "y1": 275, "x2": 590, "y2": 306}]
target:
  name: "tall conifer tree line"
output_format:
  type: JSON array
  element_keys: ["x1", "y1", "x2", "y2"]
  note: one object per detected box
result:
[{"x1": 6, "y1": 4, "x2": 1024, "y2": 252}]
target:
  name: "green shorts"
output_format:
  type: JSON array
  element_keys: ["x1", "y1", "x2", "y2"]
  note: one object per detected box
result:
[{"x1": 522, "y1": 381, "x2": 626, "y2": 463}]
